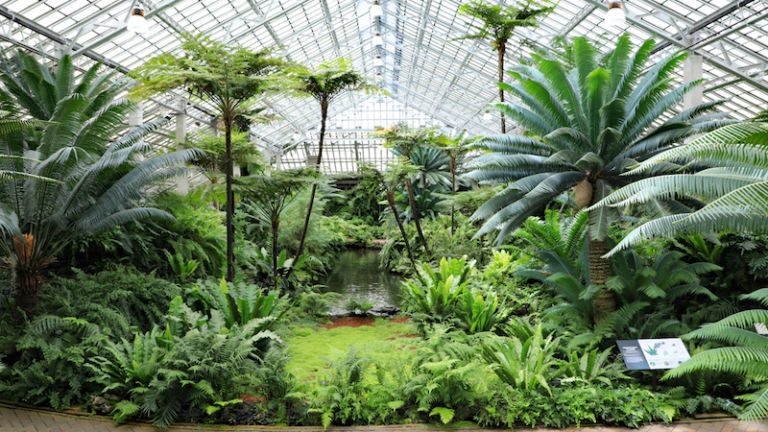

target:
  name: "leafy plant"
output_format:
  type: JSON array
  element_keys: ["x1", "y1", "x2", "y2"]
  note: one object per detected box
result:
[
  {"x1": 90, "y1": 327, "x2": 261, "y2": 427},
  {"x1": 595, "y1": 120, "x2": 768, "y2": 253},
  {"x1": 664, "y1": 288, "x2": 768, "y2": 420},
  {"x1": 456, "y1": 289, "x2": 513, "y2": 334},
  {"x1": 457, "y1": 0, "x2": 555, "y2": 133},
  {"x1": 400, "y1": 257, "x2": 474, "y2": 320},
  {"x1": 561, "y1": 348, "x2": 628, "y2": 386},
  {"x1": 132, "y1": 32, "x2": 289, "y2": 282},
  {"x1": 481, "y1": 323, "x2": 560, "y2": 393},
  {"x1": 165, "y1": 249, "x2": 199, "y2": 282},
  {"x1": 290, "y1": 58, "x2": 376, "y2": 274},
  {"x1": 466, "y1": 34, "x2": 729, "y2": 320},
  {"x1": 0, "y1": 50, "x2": 197, "y2": 314}
]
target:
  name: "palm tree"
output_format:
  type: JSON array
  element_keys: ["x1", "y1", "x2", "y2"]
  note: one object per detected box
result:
[
  {"x1": 434, "y1": 131, "x2": 476, "y2": 236},
  {"x1": 234, "y1": 168, "x2": 315, "y2": 284},
  {"x1": 131, "y1": 32, "x2": 288, "y2": 282},
  {"x1": 593, "y1": 119, "x2": 768, "y2": 252},
  {"x1": 383, "y1": 158, "x2": 420, "y2": 268},
  {"x1": 290, "y1": 58, "x2": 375, "y2": 265},
  {"x1": 377, "y1": 122, "x2": 435, "y2": 255},
  {"x1": 0, "y1": 50, "x2": 197, "y2": 313},
  {"x1": 466, "y1": 34, "x2": 730, "y2": 320},
  {"x1": 457, "y1": 0, "x2": 554, "y2": 133}
]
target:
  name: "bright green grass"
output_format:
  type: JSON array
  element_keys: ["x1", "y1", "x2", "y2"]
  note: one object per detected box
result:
[{"x1": 286, "y1": 318, "x2": 417, "y2": 382}]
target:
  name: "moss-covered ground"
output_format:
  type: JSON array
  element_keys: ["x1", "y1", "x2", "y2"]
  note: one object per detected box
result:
[{"x1": 286, "y1": 317, "x2": 417, "y2": 382}]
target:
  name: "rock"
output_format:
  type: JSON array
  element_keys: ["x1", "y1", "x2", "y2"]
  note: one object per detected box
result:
[
  {"x1": 368, "y1": 305, "x2": 401, "y2": 318},
  {"x1": 88, "y1": 395, "x2": 114, "y2": 415}
]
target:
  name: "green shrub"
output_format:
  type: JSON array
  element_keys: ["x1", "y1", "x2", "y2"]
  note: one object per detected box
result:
[
  {"x1": 481, "y1": 323, "x2": 560, "y2": 393},
  {"x1": 41, "y1": 268, "x2": 180, "y2": 336},
  {"x1": 400, "y1": 257, "x2": 473, "y2": 320},
  {"x1": 0, "y1": 316, "x2": 106, "y2": 408},
  {"x1": 480, "y1": 385, "x2": 677, "y2": 428},
  {"x1": 456, "y1": 289, "x2": 513, "y2": 333},
  {"x1": 90, "y1": 327, "x2": 260, "y2": 427}
]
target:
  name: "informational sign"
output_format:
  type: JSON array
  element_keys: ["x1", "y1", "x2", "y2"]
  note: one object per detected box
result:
[
  {"x1": 755, "y1": 323, "x2": 768, "y2": 335},
  {"x1": 616, "y1": 340, "x2": 649, "y2": 370},
  {"x1": 616, "y1": 338, "x2": 690, "y2": 370}
]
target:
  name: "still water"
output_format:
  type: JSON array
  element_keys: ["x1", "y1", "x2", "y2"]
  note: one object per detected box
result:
[{"x1": 322, "y1": 249, "x2": 403, "y2": 314}]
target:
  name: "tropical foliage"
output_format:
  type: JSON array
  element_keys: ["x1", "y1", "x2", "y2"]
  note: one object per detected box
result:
[
  {"x1": 467, "y1": 34, "x2": 730, "y2": 318},
  {"x1": 0, "y1": 50, "x2": 197, "y2": 313}
]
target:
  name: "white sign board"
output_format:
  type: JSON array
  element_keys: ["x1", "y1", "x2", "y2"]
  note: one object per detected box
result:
[{"x1": 636, "y1": 338, "x2": 690, "y2": 370}]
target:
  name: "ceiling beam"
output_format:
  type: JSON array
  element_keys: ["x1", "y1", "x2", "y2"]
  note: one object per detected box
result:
[{"x1": 71, "y1": 0, "x2": 183, "y2": 58}]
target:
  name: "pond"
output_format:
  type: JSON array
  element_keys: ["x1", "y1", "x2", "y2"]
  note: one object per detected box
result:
[{"x1": 322, "y1": 249, "x2": 403, "y2": 315}]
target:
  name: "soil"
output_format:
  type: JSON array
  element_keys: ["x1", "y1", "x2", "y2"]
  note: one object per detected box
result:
[
  {"x1": 322, "y1": 316, "x2": 377, "y2": 329},
  {"x1": 321, "y1": 315, "x2": 411, "y2": 329}
]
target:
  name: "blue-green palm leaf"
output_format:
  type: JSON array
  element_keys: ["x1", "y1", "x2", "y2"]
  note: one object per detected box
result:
[{"x1": 467, "y1": 34, "x2": 727, "y2": 244}]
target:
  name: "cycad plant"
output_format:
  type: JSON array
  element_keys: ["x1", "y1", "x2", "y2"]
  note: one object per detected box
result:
[
  {"x1": 664, "y1": 288, "x2": 768, "y2": 420},
  {"x1": 594, "y1": 119, "x2": 768, "y2": 253},
  {"x1": 290, "y1": 59, "x2": 375, "y2": 269},
  {"x1": 466, "y1": 34, "x2": 729, "y2": 319},
  {"x1": 457, "y1": 0, "x2": 555, "y2": 133},
  {"x1": 131, "y1": 32, "x2": 289, "y2": 282},
  {"x1": 0, "y1": 51, "x2": 197, "y2": 313}
]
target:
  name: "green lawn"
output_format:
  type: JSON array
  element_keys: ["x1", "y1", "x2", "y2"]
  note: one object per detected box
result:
[{"x1": 286, "y1": 318, "x2": 417, "y2": 382}]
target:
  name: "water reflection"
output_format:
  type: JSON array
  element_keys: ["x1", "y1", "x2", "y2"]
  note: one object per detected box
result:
[{"x1": 322, "y1": 249, "x2": 403, "y2": 314}]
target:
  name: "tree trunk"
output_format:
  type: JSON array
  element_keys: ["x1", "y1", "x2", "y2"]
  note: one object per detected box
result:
[
  {"x1": 294, "y1": 99, "x2": 328, "y2": 268},
  {"x1": 498, "y1": 43, "x2": 506, "y2": 134},
  {"x1": 405, "y1": 178, "x2": 430, "y2": 256},
  {"x1": 387, "y1": 189, "x2": 416, "y2": 268},
  {"x1": 588, "y1": 183, "x2": 616, "y2": 322},
  {"x1": 271, "y1": 215, "x2": 279, "y2": 286},
  {"x1": 225, "y1": 115, "x2": 235, "y2": 282},
  {"x1": 450, "y1": 153, "x2": 456, "y2": 238},
  {"x1": 15, "y1": 268, "x2": 42, "y2": 315},
  {"x1": 12, "y1": 234, "x2": 49, "y2": 316}
]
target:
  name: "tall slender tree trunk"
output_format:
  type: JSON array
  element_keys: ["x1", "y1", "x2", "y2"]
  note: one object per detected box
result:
[
  {"x1": 224, "y1": 114, "x2": 235, "y2": 282},
  {"x1": 498, "y1": 43, "x2": 506, "y2": 134},
  {"x1": 294, "y1": 99, "x2": 328, "y2": 264},
  {"x1": 587, "y1": 183, "x2": 616, "y2": 322},
  {"x1": 405, "y1": 178, "x2": 430, "y2": 256},
  {"x1": 271, "y1": 215, "x2": 279, "y2": 285},
  {"x1": 387, "y1": 189, "x2": 416, "y2": 268},
  {"x1": 450, "y1": 153, "x2": 456, "y2": 237}
]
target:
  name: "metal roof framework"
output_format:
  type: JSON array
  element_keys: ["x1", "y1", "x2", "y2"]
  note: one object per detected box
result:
[{"x1": 1, "y1": 0, "x2": 768, "y2": 173}]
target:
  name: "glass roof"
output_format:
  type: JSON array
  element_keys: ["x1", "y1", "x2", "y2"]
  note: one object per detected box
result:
[{"x1": 1, "y1": 0, "x2": 768, "y2": 173}]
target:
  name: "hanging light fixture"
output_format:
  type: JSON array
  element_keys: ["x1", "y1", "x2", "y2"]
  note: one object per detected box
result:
[
  {"x1": 126, "y1": 5, "x2": 149, "y2": 34},
  {"x1": 372, "y1": 32, "x2": 383, "y2": 47},
  {"x1": 373, "y1": 55, "x2": 383, "y2": 67},
  {"x1": 292, "y1": 131, "x2": 301, "y2": 141},
  {"x1": 375, "y1": 72, "x2": 383, "y2": 82},
  {"x1": 371, "y1": 1, "x2": 383, "y2": 18},
  {"x1": 483, "y1": 111, "x2": 493, "y2": 122},
  {"x1": 605, "y1": 1, "x2": 626, "y2": 28}
]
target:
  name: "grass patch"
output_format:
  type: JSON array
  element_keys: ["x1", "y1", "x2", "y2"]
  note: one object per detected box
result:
[{"x1": 286, "y1": 317, "x2": 416, "y2": 382}]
